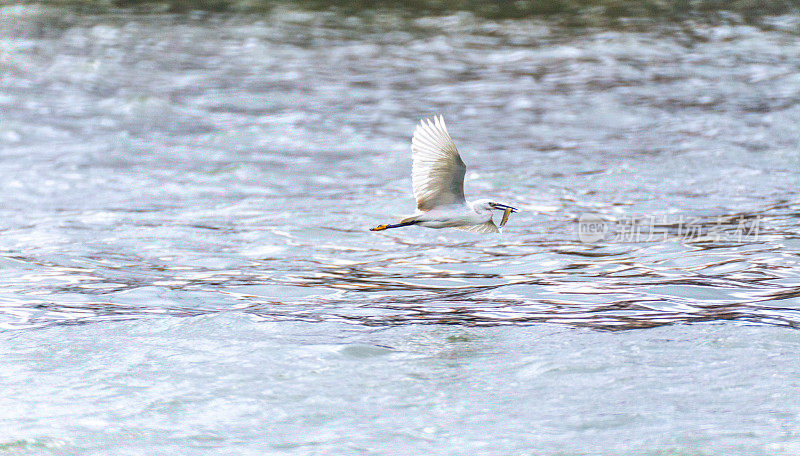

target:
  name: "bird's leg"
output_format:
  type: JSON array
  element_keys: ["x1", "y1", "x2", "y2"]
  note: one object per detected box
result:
[{"x1": 370, "y1": 221, "x2": 418, "y2": 231}]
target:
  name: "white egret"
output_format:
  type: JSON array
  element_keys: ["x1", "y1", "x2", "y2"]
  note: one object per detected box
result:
[{"x1": 371, "y1": 115, "x2": 517, "y2": 233}]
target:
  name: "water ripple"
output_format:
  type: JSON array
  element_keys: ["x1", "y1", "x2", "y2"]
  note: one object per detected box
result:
[
  {"x1": 3, "y1": 204, "x2": 797, "y2": 331},
  {"x1": 1, "y1": 11, "x2": 799, "y2": 333}
]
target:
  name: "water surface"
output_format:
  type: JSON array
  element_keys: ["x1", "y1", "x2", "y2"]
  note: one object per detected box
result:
[{"x1": 1, "y1": 6, "x2": 799, "y2": 455}]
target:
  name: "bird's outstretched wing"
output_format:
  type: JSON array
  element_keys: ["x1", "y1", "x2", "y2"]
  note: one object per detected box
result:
[
  {"x1": 411, "y1": 115, "x2": 467, "y2": 211},
  {"x1": 455, "y1": 221, "x2": 499, "y2": 234}
]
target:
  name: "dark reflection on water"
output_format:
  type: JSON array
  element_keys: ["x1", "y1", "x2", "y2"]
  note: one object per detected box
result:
[
  {"x1": 1, "y1": 7, "x2": 799, "y2": 332},
  {"x1": 3, "y1": 204, "x2": 798, "y2": 331}
]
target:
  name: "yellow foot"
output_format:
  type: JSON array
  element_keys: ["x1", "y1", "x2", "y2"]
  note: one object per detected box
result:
[{"x1": 370, "y1": 224, "x2": 388, "y2": 231}]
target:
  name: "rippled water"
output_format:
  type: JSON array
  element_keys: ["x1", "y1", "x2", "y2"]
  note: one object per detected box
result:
[{"x1": 1, "y1": 5, "x2": 799, "y2": 455}]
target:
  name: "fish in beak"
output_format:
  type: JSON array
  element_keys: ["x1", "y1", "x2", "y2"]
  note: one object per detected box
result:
[
  {"x1": 489, "y1": 203, "x2": 518, "y2": 213},
  {"x1": 489, "y1": 203, "x2": 518, "y2": 229}
]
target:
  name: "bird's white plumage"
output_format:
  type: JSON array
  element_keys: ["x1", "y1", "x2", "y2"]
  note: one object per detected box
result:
[
  {"x1": 455, "y1": 221, "x2": 500, "y2": 233},
  {"x1": 410, "y1": 115, "x2": 466, "y2": 211},
  {"x1": 369, "y1": 115, "x2": 516, "y2": 234}
]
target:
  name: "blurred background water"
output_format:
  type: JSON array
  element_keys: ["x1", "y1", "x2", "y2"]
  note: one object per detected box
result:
[{"x1": 1, "y1": 2, "x2": 799, "y2": 454}]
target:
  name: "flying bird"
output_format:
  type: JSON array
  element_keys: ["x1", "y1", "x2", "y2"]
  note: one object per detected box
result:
[{"x1": 371, "y1": 115, "x2": 517, "y2": 233}]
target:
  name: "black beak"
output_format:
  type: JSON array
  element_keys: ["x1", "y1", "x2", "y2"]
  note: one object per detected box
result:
[{"x1": 490, "y1": 203, "x2": 518, "y2": 213}]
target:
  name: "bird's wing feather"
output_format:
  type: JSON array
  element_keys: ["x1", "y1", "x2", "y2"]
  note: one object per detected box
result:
[
  {"x1": 454, "y1": 221, "x2": 499, "y2": 234},
  {"x1": 411, "y1": 115, "x2": 466, "y2": 211}
]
